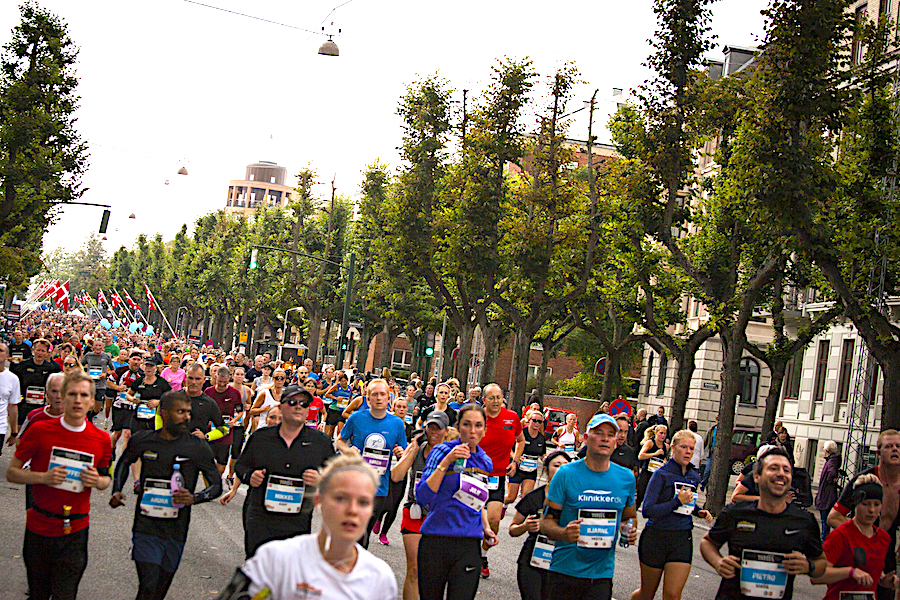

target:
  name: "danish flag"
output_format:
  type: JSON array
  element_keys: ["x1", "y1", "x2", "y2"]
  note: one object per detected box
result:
[
  {"x1": 123, "y1": 289, "x2": 140, "y2": 311},
  {"x1": 145, "y1": 284, "x2": 157, "y2": 312},
  {"x1": 111, "y1": 290, "x2": 122, "y2": 309}
]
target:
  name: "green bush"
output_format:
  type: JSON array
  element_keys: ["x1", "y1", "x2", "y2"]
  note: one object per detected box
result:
[{"x1": 552, "y1": 372, "x2": 603, "y2": 399}]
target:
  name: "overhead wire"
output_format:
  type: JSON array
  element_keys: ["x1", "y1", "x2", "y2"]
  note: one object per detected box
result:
[{"x1": 182, "y1": 0, "x2": 325, "y2": 35}]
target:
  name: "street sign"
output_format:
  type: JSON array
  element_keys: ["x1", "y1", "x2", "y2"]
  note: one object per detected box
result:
[
  {"x1": 594, "y1": 357, "x2": 606, "y2": 375},
  {"x1": 239, "y1": 332, "x2": 248, "y2": 343},
  {"x1": 702, "y1": 382, "x2": 720, "y2": 390},
  {"x1": 452, "y1": 348, "x2": 460, "y2": 360},
  {"x1": 609, "y1": 398, "x2": 632, "y2": 416},
  {"x1": 188, "y1": 335, "x2": 200, "y2": 345}
]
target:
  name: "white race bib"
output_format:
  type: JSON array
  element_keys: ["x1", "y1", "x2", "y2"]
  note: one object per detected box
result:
[
  {"x1": 577, "y1": 508, "x2": 618, "y2": 548},
  {"x1": 405, "y1": 414, "x2": 413, "y2": 425},
  {"x1": 740, "y1": 550, "x2": 787, "y2": 599},
  {"x1": 563, "y1": 444, "x2": 576, "y2": 454},
  {"x1": 673, "y1": 482, "x2": 697, "y2": 516},
  {"x1": 648, "y1": 457, "x2": 665, "y2": 472},
  {"x1": 136, "y1": 403, "x2": 155, "y2": 420},
  {"x1": 487, "y1": 475, "x2": 500, "y2": 490},
  {"x1": 48, "y1": 446, "x2": 94, "y2": 494},
  {"x1": 25, "y1": 386, "x2": 45, "y2": 405},
  {"x1": 114, "y1": 391, "x2": 128, "y2": 408},
  {"x1": 362, "y1": 447, "x2": 391, "y2": 476},
  {"x1": 453, "y1": 473, "x2": 488, "y2": 512},
  {"x1": 88, "y1": 366, "x2": 102, "y2": 380},
  {"x1": 140, "y1": 478, "x2": 178, "y2": 519},
  {"x1": 530, "y1": 534, "x2": 555, "y2": 570},
  {"x1": 264, "y1": 475, "x2": 305, "y2": 514},
  {"x1": 11, "y1": 353, "x2": 23, "y2": 364},
  {"x1": 412, "y1": 471, "x2": 422, "y2": 502},
  {"x1": 519, "y1": 454, "x2": 540, "y2": 473},
  {"x1": 840, "y1": 593, "x2": 876, "y2": 600}
]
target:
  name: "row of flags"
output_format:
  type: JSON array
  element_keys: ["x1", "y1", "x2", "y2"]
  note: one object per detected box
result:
[{"x1": 28, "y1": 280, "x2": 160, "y2": 314}]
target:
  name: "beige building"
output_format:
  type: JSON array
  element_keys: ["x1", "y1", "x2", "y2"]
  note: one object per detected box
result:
[{"x1": 224, "y1": 161, "x2": 294, "y2": 216}]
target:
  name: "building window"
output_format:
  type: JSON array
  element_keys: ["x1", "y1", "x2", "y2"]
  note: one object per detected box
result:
[
  {"x1": 881, "y1": 0, "x2": 891, "y2": 16},
  {"x1": 852, "y1": 5, "x2": 867, "y2": 64},
  {"x1": 738, "y1": 357, "x2": 760, "y2": 405},
  {"x1": 646, "y1": 353, "x2": 655, "y2": 395},
  {"x1": 391, "y1": 349, "x2": 412, "y2": 370},
  {"x1": 813, "y1": 339, "x2": 830, "y2": 402},
  {"x1": 249, "y1": 173, "x2": 254, "y2": 181},
  {"x1": 837, "y1": 338, "x2": 855, "y2": 403},
  {"x1": 869, "y1": 362, "x2": 880, "y2": 405},
  {"x1": 656, "y1": 353, "x2": 667, "y2": 396},
  {"x1": 782, "y1": 348, "x2": 804, "y2": 400},
  {"x1": 527, "y1": 365, "x2": 551, "y2": 379}
]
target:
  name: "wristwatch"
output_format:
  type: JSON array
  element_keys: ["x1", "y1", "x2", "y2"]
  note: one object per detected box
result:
[{"x1": 807, "y1": 558, "x2": 817, "y2": 577}]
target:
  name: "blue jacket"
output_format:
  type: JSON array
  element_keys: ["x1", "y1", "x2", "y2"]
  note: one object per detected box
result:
[
  {"x1": 641, "y1": 458, "x2": 700, "y2": 530},
  {"x1": 416, "y1": 439, "x2": 493, "y2": 539}
]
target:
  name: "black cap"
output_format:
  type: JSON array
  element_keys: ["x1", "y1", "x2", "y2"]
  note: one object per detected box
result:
[{"x1": 143, "y1": 357, "x2": 161, "y2": 366}]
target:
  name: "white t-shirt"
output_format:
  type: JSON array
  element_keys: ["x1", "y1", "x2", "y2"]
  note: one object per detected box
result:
[
  {"x1": 690, "y1": 431, "x2": 704, "y2": 469},
  {"x1": 0, "y1": 368, "x2": 21, "y2": 435},
  {"x1": 242, "y1": 534, "x2": 397, "y2": 600}
]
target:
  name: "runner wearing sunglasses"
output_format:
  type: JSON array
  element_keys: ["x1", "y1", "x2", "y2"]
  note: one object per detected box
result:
[
  {"x1": 234, "y1": 384, "x2": 335, "y2": 558},
  {"x1": 504, "y1": 412, "x2": 548, "y2": 510}
]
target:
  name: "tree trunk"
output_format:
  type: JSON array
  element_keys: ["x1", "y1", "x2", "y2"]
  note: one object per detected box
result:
[
  {"x1": 454, "y1": 320, "x2": 476, "y2": 387},
  {"x1": 355, "y1": 326, "x2": 373, "y2": 373},
  {"x1": 440, "y1": 325, "x2": 456, "y2": 381},
  {"x1": 305, "y1": 306, "x2": 323, "y2": 364},
  {"x1": 600, "y1": 349, "x2": 622, "y2": 404},
  {"x1": 707, "y1": 327, "x2": 744, "y2": 514},
  {"x1": 510, "y1": 328, "x2": 533, "y2": 414},
  {"x1": 478, "y1": 322, "x2": 504, "y2": 386},
  {"x1": 536, "y1": 342, "x2": 553, "y2": 403},
  {"x1": 761, "y1": 358, "x2": 787, "y2": 443},
  {"x1": 377, "y1": 320, "x2": 400, "y2": 371},
  {"x1": 880, "y1": 353, "x2": 900, "y2": 430},
  {"x1": 322, "y1": 320, "x2": 333, "y2": 364},
  {"x1": 668, "y1": 328, "x2": 715, "y2": 433},
  {"x1": 251, "y1": 308, "x2": 262, "y2": 355}
]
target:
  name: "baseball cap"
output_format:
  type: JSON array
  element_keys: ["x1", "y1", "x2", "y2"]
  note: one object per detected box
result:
[
  {"x1": 586, "y1": 413, "x2": 619, "y2": 432},
  {"x1": 143, "y1": 357, "x2": 161, "y2": 366},
  {"x1": 282, "y1": 384, "x2": 314, "y2": 407},
  {"x1": 424, "y1": 410, "x2": 450, "y2": 429}
]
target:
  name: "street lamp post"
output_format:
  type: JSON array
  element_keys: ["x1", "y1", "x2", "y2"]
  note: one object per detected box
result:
[
  {"x1": 175, "y1": 306, "x2": 188, "y2": 337},
  {"x1": 279, "y1": 306, "x2": 302, "y2": 361}
]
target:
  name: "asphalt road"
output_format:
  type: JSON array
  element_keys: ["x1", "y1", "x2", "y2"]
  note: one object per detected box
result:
[{"x1": 0, "y1": 434, "x2": 829, "y2": 600}]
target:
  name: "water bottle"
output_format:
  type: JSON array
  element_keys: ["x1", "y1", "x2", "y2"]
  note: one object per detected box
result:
[
  {"x1": 453, "y1": 458, "x2": 467, "y2": 473},
  {"x1": 619, "y1": 518, "x2": 634, "y2": 548},
  {"x1": 171, "y1": 464, "x2": 185, "y2": 509}
]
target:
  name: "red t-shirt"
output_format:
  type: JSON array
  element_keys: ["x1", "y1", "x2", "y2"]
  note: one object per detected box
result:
[
  {"x1": 205, "y1": 385, "x2": 243, "y2": 446},
  {"x1": 480, "y1": 407, "x2": 523, "y2": 476},
  {"x1": 21, "y1": 406, "x2": 61, "y2": 436},
  {"x1": 15, "y1": 418, "x2": 112, "y2": 537},
  {"x1": 307, "y1": 396, "x2": 325, "y2": 425},
  {"x1": 823, "y1": 519, "x2": 890, "y2": 600}
]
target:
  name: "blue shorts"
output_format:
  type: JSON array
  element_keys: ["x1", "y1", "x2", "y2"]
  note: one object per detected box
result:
[{"x1": 132, "y1": 532, "x2": 185, "y2": 573}]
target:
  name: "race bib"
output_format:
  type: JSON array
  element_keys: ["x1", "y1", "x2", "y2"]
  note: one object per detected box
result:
[
  {"x1": 25, "y1": 386, "x2": 45, "y2": 405},
  {"x1": 673, "y1": 482, "x2": 697, "y2": 516},
  {"x1": 530, "y1": 534, "x2": 555, "y2": 570},
  {"x1": 453, "y1": 473, "x2": 488, "y2": 512},
  {"x1": 306, "y1": 419, "x2": 317, "y2": 427},
  {"x1": 336, "y1": 395, "x2": 350, "y2": 409},
  {"x1": 264, "y1": 475, "x2": 304, "y2": 514},
  {"x1": 404, "y1": 414, "x2": 413, "y2": 425},
  {"x1": 412, "y1": 471, "x2": 422, "y2": 502},
  {"x1": 48, "y1": 446, "x2": 94, "y2": 494},
  {"x1": 520, "y1": 454, "x2": 539, "y2": 473},
  {"x1": 487, "y1": 475, "x2": 500, "y2": 490},
  {"x1": 113, "y1": 391, "x2": 128, "y2": 408},
  {"x1": 140, "y1": 478, "x2": 178, "y2": 519},
  {"x1": 362, "y1": 447, "x2": 391, "y2": 476},
  {"x1": 563, "y1": 444, "x2": 576, "y2": 454},
  {"x1": 648, "y1": 457, "x2": 665, "y2": 472},
  {"x1": 840, "y1": 593, "x2": 876, "y2": 600},
  {"x1": 577, "y1": 509, "x2": 617, "y2": 548},
  {"x1": 740, "y1": 550, "x2": 787, "y2": 599},
  {"x1": 88, "y1": 366, "x2": 103, "y2": 380},
  {"x1": 11, "y1": 353, "x2": 23, "y2": 364},
  {"x1": 136, "y1": 403, "x2": 155, "y2": 420}
]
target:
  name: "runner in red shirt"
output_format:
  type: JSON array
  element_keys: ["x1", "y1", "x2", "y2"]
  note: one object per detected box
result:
[
  {"x1": 6, "y1": 370, "x2": 112, "y2": 600},
  {"x1": 477, "y1": 382, "x2": 525, "y2": 578},
  {"x1": 205, "y1": 365, "x2": 244, "y2": 476},
  {"x1": 17, "y1": 372, "x2": 65, "y2": 439}
]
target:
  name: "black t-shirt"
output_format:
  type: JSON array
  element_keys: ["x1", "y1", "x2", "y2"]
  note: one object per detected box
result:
[
  {"x1": 707, "y1": 501, "x2": 822, "y2": 600},
  {"x1": 8, "y1": 342, "x2": 32, "y2": 363},
  {"x1": 415, "y1": 395, "x2": 435, "y2": 415},
  {"x1": 185, "y1": 393, "x2": 225, "y2": 437},
  {"x1": 421, "y1": 404, "x2": 457, "y2": 427},
  {"x1": 245, "y1": 367, "x2": 262, "y2": 381},
  {"x1": 131, "y1": 376, "x2": 172, "y2": 401},
  {"x1": 114, "y1": 430, "x2": 221, "y2": 541},
  {"x1": 235, "y1": 424, "x2": 335, "y2": 530},
  {"x1": 514, "y1": 485, "x2": 547, "y2": 565},
  {"x1": 14, "y1": 358, "x2": 61, "y2": 405},
  {"x1": 522, "y1": 428, "x2": 547, "y2": 458},
  {"x1": 611, "y1": 444, "x2": 638, "y2": 473}
]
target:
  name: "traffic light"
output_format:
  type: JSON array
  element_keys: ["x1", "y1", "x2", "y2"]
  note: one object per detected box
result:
[
  {"x1": 424, "y1": 331, "x2": 435, "y2": 356},
  {"x1": 249, "y1": 248, "x2": 258, "y2": 270},
  {"x1": 99, "y1": 209, "x2": 110, "y2": 234}
]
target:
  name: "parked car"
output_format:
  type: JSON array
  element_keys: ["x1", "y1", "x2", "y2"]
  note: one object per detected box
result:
[
  {"x1": 543, "y1": 406, "x2": 576, "y2": 438},
  {"x1": 730, "y1": 426, "x2": 762, "y2": 475}
]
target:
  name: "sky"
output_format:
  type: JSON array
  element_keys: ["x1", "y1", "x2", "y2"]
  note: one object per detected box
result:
[{"x1": 0, "y1": 0, "x2": 770, "y2": 255}]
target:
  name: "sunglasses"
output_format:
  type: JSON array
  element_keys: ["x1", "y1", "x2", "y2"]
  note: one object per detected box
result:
[
  {"x1": 64, "y1": 362, "x2": 77, "y2": 367},
  {"x1": 274, "y1": 376, "x2": 286, "y2": 381},
  {"x1": 531, "y1": 418, "x2": 544, "y2": 423},
  {"x1": 281, "y1": 396, "x2": 313, "y2": 408}
]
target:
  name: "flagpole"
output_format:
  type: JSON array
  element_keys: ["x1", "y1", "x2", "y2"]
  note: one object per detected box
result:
[{"x1": 114, "y1": 288, "x2": 137, "y2": 322}]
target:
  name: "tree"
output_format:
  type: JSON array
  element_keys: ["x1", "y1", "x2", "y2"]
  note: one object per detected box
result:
[{"x1": 0, "y1": 2, "x2": 88, "y2": 291}]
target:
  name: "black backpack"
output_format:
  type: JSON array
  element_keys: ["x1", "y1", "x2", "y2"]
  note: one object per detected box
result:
[{"x1": 791, "y1": 467, "x2": 813, "y2": 508}]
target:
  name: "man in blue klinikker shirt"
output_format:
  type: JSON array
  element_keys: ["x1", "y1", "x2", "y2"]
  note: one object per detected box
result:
[
  {"x1": 336, "y1": 378, "x2": 407, "y2": 549},
  {"x1": 541, "y1": 413, "x2": 638, "y2": 600}
]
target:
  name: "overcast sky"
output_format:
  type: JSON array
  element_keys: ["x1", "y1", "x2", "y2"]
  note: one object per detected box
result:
[{"x1": 0, "y1": 0, "x2": 769, "y2": 255}]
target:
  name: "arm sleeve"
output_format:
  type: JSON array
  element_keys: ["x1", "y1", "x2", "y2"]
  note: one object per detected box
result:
[
  {"x1": 397, "y1": 419, "x2": 408, "y2": 449},
  {"x1": 13, "y1": 425, "x2": 37, "y2": 463},
  {"x1": 112, "y1": 435, "x2": 143, "y2": 493},
  {"x1": 9, "y1": 377, "x2": 20, "y2": 406},
  {"x1": 193, "y1": 443, "x2": 223, "y2": 503},
  {"x1": 515, "y1": 489, "x2": 541, "y2": 517},
  {"x1": 339, "y1": 414, "x2": 355, "y2": 443},
  {"x1": 822, "y1": 526, "x2": 844, "y2": 564},
  {"x1": 641, "y1": 472, "x2": 681, "y2": 518},
  {"x1": 707, "y1": 505, "x2": 733, "y2": 546},
  {"x1": 415, "y1": 443, "x2": 451, "y2": 508},
  {"x1": 833, "y1": 477, "x2": 855, "y2": 515}
]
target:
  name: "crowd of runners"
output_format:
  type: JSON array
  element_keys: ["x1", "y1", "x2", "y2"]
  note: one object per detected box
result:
[{"x1": 1, "y1": 310, "x2": 899, "y2": 600}]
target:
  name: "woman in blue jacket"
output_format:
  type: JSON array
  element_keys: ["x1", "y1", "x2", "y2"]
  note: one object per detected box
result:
[
  {"x1": 631, "y1": 429, "x2": 714, "y2": 600},
  {"x1": 415, "y1": 404, "x2": 497, "y2": 600}
]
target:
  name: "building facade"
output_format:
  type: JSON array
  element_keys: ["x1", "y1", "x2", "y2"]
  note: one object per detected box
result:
[{"x1": 224, "y1": 161, "x2": 294, "y2": 216}]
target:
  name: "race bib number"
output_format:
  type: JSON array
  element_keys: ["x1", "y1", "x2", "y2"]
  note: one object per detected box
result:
[
  {"x1": 11, "y1": 353, "x2": 23, "y2": 364},
  {"x1": 563, "y1": 444, "x2": 576, "y2": 454},
  {"x1": 140, "y1": 478, "x2": 178, "y2": 519},
  {"x1": 114, "y1": 391, "x2": 128, "y2": 408},
  {"x1": 404, "y1": 413, "x2": 413, "y2": 425},
  {"x1": 519, "y1": 454, "x2": 539, "y2": 473},
  {"x1": 264, "y1": 475, "x2": 304, "y2": 514},
  {"x1": 136, "y1": 403, "x2": 155, "y2": 420},
  {"x1": 25, "y1": 386, "x2": 45, "y2": 405},
  {"x1": 88, "y1": 367, "x2": 102, "y2": 380},
  {"x1": 48, "y1": 446, "x2": 94, "y2": 494},
  {"x1": 840, "y1": 593, "x2": 876, "y2": 600},
  {"x1": 673, "y1": 482, "x2": 697, "y2": 516},
  {"x1": 648, "y1": 457, "x2": 665, "y2": 472},
  {"x1": 577, "y1": 509, "x2": 617, "y2": 548},
  {"x1": 487, "y1": 475, "x2": 500, "y2": 491},
  {"x1": 336, "y1": 395, "x2": 350, "y2": 409},
  {"x1": 530, "y1": 534, "x2": 555, "y2": 570},
  {"x1": 740, "y1": 550, "x2": 787, "y2": 599},
  {"x1": 453, "y1": 473, "x2": 488, "y2": 512},
  {"x1": 362, "y1": 447, "x2": 391, "y2": 476}
]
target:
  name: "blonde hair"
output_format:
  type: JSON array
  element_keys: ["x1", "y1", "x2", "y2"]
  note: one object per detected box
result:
[
  {"x1": 445, "y1": 426, "x2": 460, "y2": 441},
  {"x1": 62, "y1": 370, "x2": 95, "y2": 398},
  {"x1": 671, "y1": 430, "x2": 695, "y2": 447},
  {"x1": 853, "y1": 473, "x2": 881, "y2": 488},
  {"x1": 318, "y1": 453, "x2": 379, "y2": 495},
  {"x1": 367, "y1": 378, "x2": 389, "y2": 394}
]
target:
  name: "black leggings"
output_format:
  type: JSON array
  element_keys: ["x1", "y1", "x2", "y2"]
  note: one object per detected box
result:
[
  {"x1": 516, "y1": 561, "x2": 548, "y2": 600},
  {"x1": 378, "y1": 478, "x2": 406, "y2": 536},
  {"x1": 362, "y1": 495, "x2": 389, "y2": 549},
  {"x1": 135, "y1": 561, "x2": 176, "y2": 600},
  {"x1": 547, "y1": 571, "x2": 611, "y2": 600},
  {"x1": 24, "y1": 527, "x2": 89, "y2": 600},
  {"x1": 418, "y1": 535, "x2": 482, "y2": 600},
  {"x1": 636, "y1": 470, "x2": 652, "y2": 509}
]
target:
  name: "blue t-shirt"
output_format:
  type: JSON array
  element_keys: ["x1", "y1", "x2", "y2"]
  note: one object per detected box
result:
[
  {"x1": 546, "y1": 459, "x2": 636, "y2": 579},
  {"x1": 340, "y1": 410, "x2": 407, "y2": 497}
]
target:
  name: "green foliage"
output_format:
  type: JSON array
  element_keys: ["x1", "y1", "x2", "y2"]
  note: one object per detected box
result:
[{"x1": 552, "y1": 372, "x2": 603, "y2": 400}]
